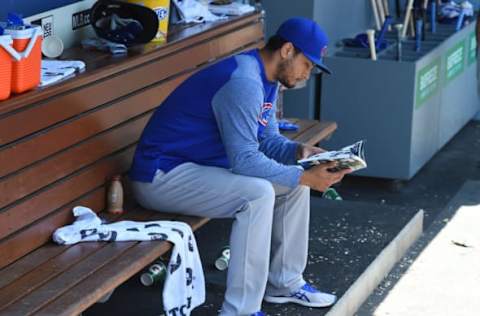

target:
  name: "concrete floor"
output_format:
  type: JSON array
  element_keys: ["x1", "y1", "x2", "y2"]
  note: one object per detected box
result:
[
  {"x1": 357, "y1": 180, "x2": 480, "y2": 316},
  {"x1": 192, "y1": 199, "x2": 418, "y2": 316},
  {"x1": 85, "y1": 121, "x2": 480, "y2": 316}
]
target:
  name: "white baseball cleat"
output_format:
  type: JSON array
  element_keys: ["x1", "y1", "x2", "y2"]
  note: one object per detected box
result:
[{"x1": 264, "y1": 283, "x2": 337, "y2": 308}]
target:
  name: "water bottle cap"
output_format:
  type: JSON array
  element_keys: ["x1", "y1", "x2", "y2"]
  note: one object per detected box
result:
[
  {"x1": 214, "y1": 257, "x2": 229, "y2": 271},
  {"x1": 140, "y1": 274, "x2": 154, "y2": 286}
]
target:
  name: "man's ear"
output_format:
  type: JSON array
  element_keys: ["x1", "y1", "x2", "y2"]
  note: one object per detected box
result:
[{"x1": 279, "y1": 42, "x2": 295, "y2": 59}]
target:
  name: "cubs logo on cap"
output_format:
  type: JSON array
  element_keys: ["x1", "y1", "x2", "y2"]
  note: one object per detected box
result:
[{"x1": 321, "y1": 46, "x2": 327, "y2": 57}]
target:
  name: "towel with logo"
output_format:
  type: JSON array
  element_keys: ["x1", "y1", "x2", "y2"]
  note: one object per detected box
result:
[{"x1": 53, "y1": 206, "x2": 205, "y2": 316}]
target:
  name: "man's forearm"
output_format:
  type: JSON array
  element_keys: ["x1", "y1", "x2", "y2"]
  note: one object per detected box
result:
[{"x1": 259, "y1": 135, "x2": 299, "y2": 165}]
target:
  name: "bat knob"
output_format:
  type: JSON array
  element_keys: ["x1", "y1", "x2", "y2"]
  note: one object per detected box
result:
[
  {"x1": 366, "y1": 29, "x2": 377, "y2": 61},
  {"x1": 394, "y1": 24, "x2": 404, "y2": 39}
]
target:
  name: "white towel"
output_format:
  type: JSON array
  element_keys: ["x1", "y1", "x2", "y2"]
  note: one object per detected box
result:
[
  {"x1": 40, "y1": 59, "x2": 86, "y2": 87},
  {"x1": 172, "y1": 0, "x2": 226, "y2": 23},
  {"x1": 53, "y1": 206, "x2": 205, "y2": 316},
  {"x1": 208, "y1": 2, "x2": 255, "y2": 16}
]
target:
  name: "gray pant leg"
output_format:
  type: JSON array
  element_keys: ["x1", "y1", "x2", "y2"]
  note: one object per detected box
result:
[
  {"x1": 131, "y1": 163, "x2": 275, "y2": 316},
  {"x1": 266, "y1": 184, "x2": 310, "y2": 296}
]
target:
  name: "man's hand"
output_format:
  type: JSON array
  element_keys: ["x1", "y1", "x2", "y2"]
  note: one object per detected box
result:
[
  {"x1": 299, "y1": 161, "x2": 352, "y2": 192},
  {"x1": 296, "y1": 143, "x2": 326, "y2": 160}
]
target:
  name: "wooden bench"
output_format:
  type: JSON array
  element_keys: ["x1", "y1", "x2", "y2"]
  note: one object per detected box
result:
[{"x1": 0, "y1": 12, "x2": 336, "y2": 316}]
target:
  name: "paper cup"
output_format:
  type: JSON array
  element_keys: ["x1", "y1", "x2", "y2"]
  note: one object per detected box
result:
[{"x1": 42, "y1": 36, "x2": 64, "y2": 58}]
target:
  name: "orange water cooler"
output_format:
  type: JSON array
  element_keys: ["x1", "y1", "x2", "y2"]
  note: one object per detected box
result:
[
  {"x1": 0, "y1": 34, "x2": 14, "y2": 100},
  {"x1": 4, "y1": 26, "x2": 43, "y2": 94}
]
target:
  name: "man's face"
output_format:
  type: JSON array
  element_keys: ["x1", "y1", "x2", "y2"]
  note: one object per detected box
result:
[{"x1": 276, "y1": 47, "x2": 315, "y2": 89}]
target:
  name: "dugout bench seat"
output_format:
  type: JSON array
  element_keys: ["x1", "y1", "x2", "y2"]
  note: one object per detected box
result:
[{"x1": 0, "y1": 12, "x2": 336, "y2": 316}]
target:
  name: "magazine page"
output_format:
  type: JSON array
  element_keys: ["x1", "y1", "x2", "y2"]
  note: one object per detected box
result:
[{"x1": 298, "y1": 140, "x2": 367, "y2": 171}]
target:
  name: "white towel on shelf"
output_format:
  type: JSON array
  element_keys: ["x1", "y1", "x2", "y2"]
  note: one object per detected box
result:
[
  {"x1": 40, "y1": 59, "x2": 86, "y2": 87},
  {"x1": 53, "y1": 206, "x2": 205, "y2": 316},
  {"x1": 172, "y1": 0, "x2": 226, "y2": 23},
  {"x1": 208, "y1": 2, "x2": 255, "y2": 16}
]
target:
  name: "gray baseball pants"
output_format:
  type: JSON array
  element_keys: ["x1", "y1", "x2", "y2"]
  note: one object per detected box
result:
[{"x1": 131, "y1": 162, "x2": 310, "y2": 316}]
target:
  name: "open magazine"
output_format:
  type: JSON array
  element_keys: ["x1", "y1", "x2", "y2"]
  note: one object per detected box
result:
[{"x1": 298, "y1": 140, "x2": 367, "y2": 172}]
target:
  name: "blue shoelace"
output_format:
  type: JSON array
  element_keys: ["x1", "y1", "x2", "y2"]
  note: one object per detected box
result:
[{"x1": 289, "y1": 283, "x2": 319, "y2": 302}]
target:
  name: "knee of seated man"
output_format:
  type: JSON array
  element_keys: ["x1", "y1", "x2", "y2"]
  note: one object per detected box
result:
[
  {"x1": 242, "y1": 177, "x2": 275, "y2": 204},
  {"x1": 297, "y1": 184, "x2": 310, "y2": 195}
]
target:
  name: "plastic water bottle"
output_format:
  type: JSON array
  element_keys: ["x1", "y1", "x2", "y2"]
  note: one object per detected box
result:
[
  {"x1": 322, "y1": 188, "x2": 343, "y2": 201},
  {"x1": 107, "y1": 175, "x2": 124, "y2": 214},
  {"x1": 214, "y1": 246, "x2": 230, "y2": 271},
  {"x1": 140, "y1": 260, "x2": 167, "y2": 286}
]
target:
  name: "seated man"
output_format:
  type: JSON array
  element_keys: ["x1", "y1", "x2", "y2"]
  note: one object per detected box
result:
[{"x1": 129, "y1": 17, "x2": 351, "y2": 316}]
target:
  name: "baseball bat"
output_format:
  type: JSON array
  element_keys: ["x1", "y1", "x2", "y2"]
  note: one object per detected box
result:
[
  {"x1": 424, "y1": 0, "x2": 429, "y2": 40},
  {"x1": 382, "y1": 0, "x2": 390, "y2": 16},
  {"x1": 456, "y1": 10, "x2": 466, "y2": 31},
  {"x1": 431, "y1": 1, "x2": 437, "y2": 33},
  {"x1": 394, "y1": 24, "x2": 403, "y2": 61},
  {"x1": 415, "y1": 19, "x2": 423, "y2": 52},
  {"x1": 370, "y1": 0, "x2": 381, "y2": 30},
  {"x1": 376, "y1": 15, "x2": 393, "y2": 49},
  {"x1": 376, "y1": 0, "x2": 386, "y2": 25},
  {"x1": 366, "y1": 29, "x2": 377, "y2": 61},
  {"x1": 409, "y1": 12, "x2": 416, "y2": 37},
  {"x1": 402, "y1": 0, "x2": 415, "y2": 37},
  {"x1": 423, "y1": 0, "x2": 429, "y2": 10},
  {"x1": 383, "y1": 0, "x2": 392, "y2": 31}
]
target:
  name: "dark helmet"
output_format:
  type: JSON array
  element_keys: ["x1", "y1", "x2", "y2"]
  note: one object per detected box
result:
[{"x1": 90, "y1": 0, "x2": 159, "y2": 46}]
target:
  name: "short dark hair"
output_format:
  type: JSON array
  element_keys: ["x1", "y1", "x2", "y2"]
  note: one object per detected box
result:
[{"x1": 264, "y1": 35, "x2": 301, "y2": 54}]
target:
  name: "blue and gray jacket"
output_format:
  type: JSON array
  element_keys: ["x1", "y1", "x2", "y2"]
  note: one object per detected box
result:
[{"x1": 129, "y1": 49, "x2": 303, "y2": 188}]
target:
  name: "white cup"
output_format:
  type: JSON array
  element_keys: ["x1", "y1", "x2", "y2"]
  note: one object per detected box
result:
[{"x1": 42, "y1": 35, "x2": 64, "y2": 58}]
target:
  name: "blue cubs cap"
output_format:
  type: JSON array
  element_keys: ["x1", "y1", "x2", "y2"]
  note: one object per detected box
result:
[{"x1": 276, "y1": 17, "x2": 331, "y2": 75}]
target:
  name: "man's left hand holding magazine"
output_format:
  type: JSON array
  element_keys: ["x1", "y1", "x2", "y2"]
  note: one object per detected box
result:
[
  {"x1": 297, "y1": 144, "x2": 352, "y2": 190},
  {"x1": 296, "y1": 144, "x2": 325, "y2": 160}
]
